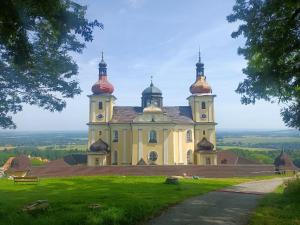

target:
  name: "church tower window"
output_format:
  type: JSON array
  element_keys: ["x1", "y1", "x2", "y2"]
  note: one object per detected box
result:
[
  {"x1": 99, "y1": 101, "x2": 103, "y2": 110},
  {"x1": 201, "y1": 102, "x2": 206, "y2": 109},
  {"x1": 149, "y1": 130, "x2": 157, "y2": 143}
]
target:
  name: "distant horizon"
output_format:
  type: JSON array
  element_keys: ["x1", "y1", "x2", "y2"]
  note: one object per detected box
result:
[{"x1": 0, "y1": 128, "x2": 298, "y2": 133}]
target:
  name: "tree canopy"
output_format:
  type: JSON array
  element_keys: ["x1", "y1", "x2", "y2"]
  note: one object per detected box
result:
[
  {"x1": 0, "y1": 0, "x2": 102, "y2": 129},
  {"x1": 227, "y1": 0, "x2": 300, "y2": 129}
]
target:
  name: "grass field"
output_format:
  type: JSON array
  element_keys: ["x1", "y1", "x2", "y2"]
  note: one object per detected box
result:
[
  {"x1": 250, "y1": 178, "x2": 300, "y2": 225},
  {"x1": 0, "y1": 176, "x2": 263, "y2": 225}
]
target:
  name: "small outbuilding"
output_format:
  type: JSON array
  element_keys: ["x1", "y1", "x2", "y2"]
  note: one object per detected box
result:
[
  {"x1": 274, "y1": 150, "x2": 298, "y2": 173},
  {"x1": 3, "y1": 155, "x2": 31, "y2": 177}
]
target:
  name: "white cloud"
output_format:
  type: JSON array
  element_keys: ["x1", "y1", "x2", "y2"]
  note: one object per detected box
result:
[{"x1": 127, "y1": 0, "x2": 145, "y2": 8}]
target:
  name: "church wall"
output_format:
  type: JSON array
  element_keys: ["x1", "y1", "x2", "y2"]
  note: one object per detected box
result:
[
  {"x1": 109, "y1": 124, "x2": 132, "y2": 165},
  {"x1": 131, "y1": 125, "x2": 167, "y2": 165},
  {"x1": 130, "y1": 124, "x2": 198, "y2": 165},
  {"x1": 171, "y1": 126, "x2": 195, "y2": 165},
  {"x1": 196, "y1": 153, "x2": 217, "y2": 165},
  {"x1": 87, "y1": 154, "x2": 107, "y2": 166}
]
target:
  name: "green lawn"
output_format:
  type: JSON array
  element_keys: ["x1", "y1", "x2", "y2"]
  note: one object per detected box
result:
[
  {"x1": 0, "y1": 176, "x2": 257, "y2": 225},
  {"x1": 250, "y1": 178, "x2": 300, "y2": 225}
]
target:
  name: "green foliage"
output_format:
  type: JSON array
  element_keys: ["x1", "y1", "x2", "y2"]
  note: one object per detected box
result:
[
  {"x1": 250, "y1": 178, "x2": 300, "y2": 225},
  {"x1": 228, "y1": 0, "x2": 300, "y2": 130},
  {"x1": 0, "y1": 0, "x2": 102, "y2": 129},
  {"x1": 0, "y1": 176, "x2": 249, "y2": 225}
]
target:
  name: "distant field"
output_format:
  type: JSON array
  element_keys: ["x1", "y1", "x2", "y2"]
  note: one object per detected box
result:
[
  {"x1": 0, "y1": 144, "x2": 87, "y2": 151},
  {"x1": 219, "y1": 136, "x2": 300, "y2": 145},
  {"x1": 218, "y1": 146, "x2": 276, "y2": 151}
]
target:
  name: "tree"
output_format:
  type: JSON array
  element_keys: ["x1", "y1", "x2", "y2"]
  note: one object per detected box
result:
[
  {"x1": 227, "y1": 0, "x2": 300, "y2": 130},
  {"x1": 0, "y1": 0, "x2": 102, "y2": 129}
]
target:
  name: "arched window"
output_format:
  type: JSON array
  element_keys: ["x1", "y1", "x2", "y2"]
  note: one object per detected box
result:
[
  {"x1": 113, "y1": 150, "x2": 118, "y2": 165},
  {"x1": 95, "y1": 158, "x2": 99, "y2": 166},
  {"x1": 201, "y1": 102, "x2": 206, "y2": 109},
  {"x1": 148, "y1": 151, "x2": 158, "y2": 162},
  {"x1": 149, "y1": 130, "x2": 157, "y2": 143},
  {"x1": 187, "y1": 150, "x2": 193, "y2": 164},
  {"x1": 186, "y1": 130, "x2": 192, "y2": 142},
  {"x1": 113, "y1": 130, "x2": 118, "y2": 142}
]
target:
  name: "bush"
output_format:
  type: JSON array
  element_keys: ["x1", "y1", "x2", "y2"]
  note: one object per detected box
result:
[{"x1": 284, "y1": 178, "x2": 300, "y2": 196}]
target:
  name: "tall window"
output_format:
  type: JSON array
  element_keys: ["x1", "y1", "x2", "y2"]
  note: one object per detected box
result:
[
  {"x1": 149, "y1": 130, "x2": 157, "y2": 143},
  {"x1": 201, "y1": 102, "x2": 206, "y2": 109},
  {"x1": 99, "y1": 101, "x2": 103, "y2": 110},
  {"x1": 186, "y1": 130, "x2": 192, "y2": 142},
  {"x1": 113, "y1": 130, "x2": 118, "y2": 142},
  {"x1": 187, "y1": 150, "x2": 193, "y2": 164},
  {"x1": 203, "y1": 130, "x2": 206, "y2": 135},
  {"x1": 113, "y1": 150, "x2": 118, "y2": 165}
]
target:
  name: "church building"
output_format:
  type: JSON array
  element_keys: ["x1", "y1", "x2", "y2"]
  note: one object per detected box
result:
[{"x1": 87, "y1": 52, "x2": 217, "y2": 166}]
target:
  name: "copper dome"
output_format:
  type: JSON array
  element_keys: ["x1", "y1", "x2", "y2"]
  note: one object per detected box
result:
[
  {"x1": 92, "y1": 75, "x2": 114, "y2": 94},
  {"x1": 189, "y1": 76, "x2": 212, "y2": 94}
]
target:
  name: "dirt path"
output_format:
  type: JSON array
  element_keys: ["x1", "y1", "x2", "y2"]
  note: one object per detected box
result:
[{"x1": 147, "y1": 178, "x2": 284, "y2": 225}]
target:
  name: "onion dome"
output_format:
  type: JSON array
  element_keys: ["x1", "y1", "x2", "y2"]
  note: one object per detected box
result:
[
  {"x1": 91, "y1": 52, "x2": 114, "y2": 94},
  {"x1": 190, "y1": 76, "x2": 212, "y2": 94},
  {"x1": 89, "y1": 138, "x2": 110, "y2": 154},
  {"x1": 196, "y1": 137, "x2": 214, "y2": 151},
  {"x1": 189, "y1": 50, "x2": 212, "y2": 94}
]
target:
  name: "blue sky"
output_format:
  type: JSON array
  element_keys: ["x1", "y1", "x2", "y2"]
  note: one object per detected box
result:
[{"x1": 10, "y1": 0, "x2": 287, "y2": 131}]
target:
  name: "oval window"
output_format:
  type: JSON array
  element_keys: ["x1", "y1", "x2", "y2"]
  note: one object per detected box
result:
[{"x1": 148, "y1": 151, "x2": 158, "y2": 162}]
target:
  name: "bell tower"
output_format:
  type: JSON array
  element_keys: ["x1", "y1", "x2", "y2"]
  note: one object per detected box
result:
[
  {"x1": 187, "y1": 50, "x2": 217, "y2": 165},
  {"x1": 187, "y1": 51, "x2": 215, "y2": 123},
  {"x1": 87, "y1": 52, "x2": 116, "y2": 166},
  {"x1": 89, "y1": 52, "x2": 116, "y2": 124}
]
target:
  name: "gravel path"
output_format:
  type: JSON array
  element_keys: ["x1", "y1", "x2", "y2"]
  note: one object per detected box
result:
[{"x1": 147, "y1": 178, "x2": 284, "y2": 225}]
